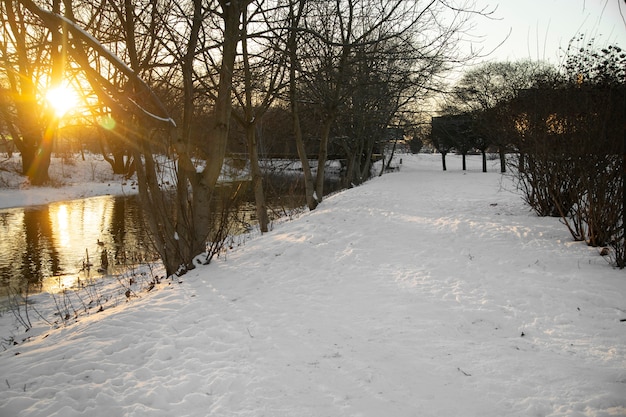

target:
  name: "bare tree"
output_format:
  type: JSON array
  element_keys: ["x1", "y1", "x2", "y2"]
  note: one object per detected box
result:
[
  {"x1": 286, "y1": 0, "x2": 318, "y2": 209},
  {"x1": 140, "y1": 0, "x2": 249, "y2": 274},
  {"x1": 230, "y1": 0, "x2": 288, "y2": 233},
  {"x1": 8, "y1": 0, "x2": 496, "y2": 275},
  {"x1": 287, "y1": 0, "x2": 487, "y2": 202},
  {"x1": 18, "y1": 0, "x2": 250, "y2": 276}
]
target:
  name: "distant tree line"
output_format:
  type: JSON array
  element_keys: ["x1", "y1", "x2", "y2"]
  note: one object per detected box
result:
[{"x1": 432, "y1": 38, "x2": 626, "y2": 267}]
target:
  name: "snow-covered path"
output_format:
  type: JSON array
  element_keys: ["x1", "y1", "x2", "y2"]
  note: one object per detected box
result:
[{"x1": 1, "y1": 154, "x2": 625, "y2": 417}]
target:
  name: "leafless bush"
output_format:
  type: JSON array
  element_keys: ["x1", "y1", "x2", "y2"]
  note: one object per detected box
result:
[
  {"x1": 204, "y1": 181, "x2": 249, "y2": 265},
  {"x1": 509, "y1": 86, "x2": 625, "y2": 266},
  {"x1": 510, "y1": 155, "x2": 579, "y2": 218}
]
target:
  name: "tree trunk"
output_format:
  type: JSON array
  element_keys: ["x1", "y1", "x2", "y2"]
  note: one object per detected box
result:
[
  {"x1": 133, "y1": 129, "x2": 180, "y2": 276},
  {"x1": 441, "y1": 152, "x2": 447, "y2": 171},
  {"x1": 198, "y1": 2, "x2": 240, "y2": 193},
  {"x1": 17, "y1": 120, "x2": 51, "y2": 185},
  {"x1": 4, "y1": 0, "x2": 51, "y2": 185},
  {"x1": 482, "y1": 150, "x2": 487, "y2": 173},
  {"x1": 344, "y1": 154, "x2": 356, "y2": 187},
  {"x1": 28, "y1": 130, "x2": 53, "y2": 185},
  {"x1": 499, "y1": 148, "x2": 506, "y2": 173},
  {"x1": 315, "y1": 117, "x2": 333, "y2": 203},
  {"x1": 191, "y1": 0, "x2": 242, "y2": 258},
  {"x1": 356, "y1": 135, "x2": 376, "y2": 184},
  {"x1": 288, "y1": 0, "x2": 317, "y2": 210},
  {"x1": 241, "y1": 5, "x2": 269, "y2": 232},
  {"x1": 99, "y1": 129, "x2": 131, "y2": 175},
  {"x1": 381, "y1": 139, "x2": 398, "y2": 176},
  {"x1": 292, "y1": 105, "x2": 318, "y2": 210},
  {"x1": 248, "y1": 125, "x2": 269, "y2": 232}
]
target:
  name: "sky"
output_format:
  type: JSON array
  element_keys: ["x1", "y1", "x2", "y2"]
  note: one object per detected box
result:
[{"x1": 471, "y1": 0, "x2": 626, "y2": 64}]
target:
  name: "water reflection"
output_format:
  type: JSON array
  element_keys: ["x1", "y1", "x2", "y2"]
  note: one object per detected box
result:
[
  {"x1": 0, "y1": 171, "x2": 344, "y2": 296},
  {"x1": 0, "y1": 195, "x2": 152, "y2": 295}
]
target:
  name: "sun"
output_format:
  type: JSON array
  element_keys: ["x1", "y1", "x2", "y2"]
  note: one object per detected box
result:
[{"x1": 45, "y1": 85, "x2": 78, "y2": 117}]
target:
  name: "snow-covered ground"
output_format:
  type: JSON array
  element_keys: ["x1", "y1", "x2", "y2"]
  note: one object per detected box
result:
[
  {"x1": 0, "y1": 153, "x2": 625, "y2": 417},
  {"x1": 0, "y1": 154, "x2": 134, "y2": 209}
]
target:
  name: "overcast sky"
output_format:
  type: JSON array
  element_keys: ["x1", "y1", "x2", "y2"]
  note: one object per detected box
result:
[{"x1": 469, "y1": 0, "x2": 626, "y2": 64}]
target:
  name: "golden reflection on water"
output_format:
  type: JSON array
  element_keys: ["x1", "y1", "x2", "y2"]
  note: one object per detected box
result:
[
  {"x1": 55, "y1": 204, "x2": 70, "y2": 247},
  {"x1": 0, "y1": 210, "x2": 26, "y2": 276},
  {"x1": 1, "y1": 195, "x2": 150, "y2": 295},
  {"x1": 42, "y1": 274, "x2": 81, "y2": 294},
  {"x1": 48, "y1": 196, "x2": 113, "y2": 255},
  {"x1": 39, "y1": 197, "x2": 114, "y2": 294}
]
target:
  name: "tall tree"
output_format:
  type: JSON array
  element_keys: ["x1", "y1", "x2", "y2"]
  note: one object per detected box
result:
[
  {"x1": 18, "y1": 0, "x2": 248, "y2": 276},
  {"x1": 286, "y1": 0, "x2": 318, "y2": 209},
  {"x1": 230, "y1": 0, "x2": 288, "y2": 233},
  {"x1": 288, "y1": 0, "x2": 486, "y2": 201},
  {"x1": 140, "y1": 0, "x2": 249, "y2": 274}
]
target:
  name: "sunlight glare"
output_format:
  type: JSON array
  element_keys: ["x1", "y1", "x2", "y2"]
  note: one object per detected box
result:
[
  {"x1": 99, "y1": 115, "x2": 116, "y2": 130},
  {"x1": 46, "y1": 85, "x2": 77, "y2": 117},
  {"x1": 54, "y1": 204, "x2": 70, "y2": 247}
]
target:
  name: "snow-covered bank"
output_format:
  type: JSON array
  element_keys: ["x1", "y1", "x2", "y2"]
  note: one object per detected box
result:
[
  {"x1": 1, "y1": 154, "x2": 625, "y2": 417},
  {"x1": 0, "y1": 155, "x2": 132, "y2": 209}
]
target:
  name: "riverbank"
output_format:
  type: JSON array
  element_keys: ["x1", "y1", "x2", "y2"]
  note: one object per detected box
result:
[
  {"x1": 0, "y1": 154, "x2": 132, "y2": 209},
  {"x1": 0, "y1": 153, "x2": 339, "y2": 210},
  {"x1": 1, "y1": 153, "x2": 625, "y2": 416}
]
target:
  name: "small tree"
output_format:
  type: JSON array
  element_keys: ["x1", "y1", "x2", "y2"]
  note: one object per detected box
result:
[
  {"x1": 408, "y1": 134, "x2": 423, "y2": 154},
  {"x1": 431, "y1": 113, "x2": 482, "y2": 171},
  {"x1": 451, "y1": 60, "x2": 556, "y2": 173},
  {"x1": 430, "y1": 116, "x2": 456, "y2": 171}
]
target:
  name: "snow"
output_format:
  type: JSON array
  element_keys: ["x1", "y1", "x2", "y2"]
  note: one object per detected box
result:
[
  {"x1": 127, "y1": 98, "x2": 177, "y2": 127},
  {"x1": 1, "y1": 153, "x2": 625, "y2": 417},
  {"x1": 0, "y1": 155, "x2": 134, "y2": 209}
]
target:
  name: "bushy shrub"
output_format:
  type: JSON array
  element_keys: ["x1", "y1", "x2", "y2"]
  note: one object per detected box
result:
[{"x1": 508, "y1": 39, "x2": 626, "y2": 266}]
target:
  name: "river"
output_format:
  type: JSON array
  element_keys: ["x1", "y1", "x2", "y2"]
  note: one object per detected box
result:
[
  {"x1": 0, "y1": 172, "x2": 343, "y2": 296},
  {"x1": 0, "y1": 195, "x2": 152, "y2": 295}
]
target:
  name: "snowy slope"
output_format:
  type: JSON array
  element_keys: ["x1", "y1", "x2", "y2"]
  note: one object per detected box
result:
[
  {"x1": 0, "y1": 154, "x2": 625, "y2": 417},
  {"x1": 0, "y1": 155, "x2": 132, "y2": 209}
]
